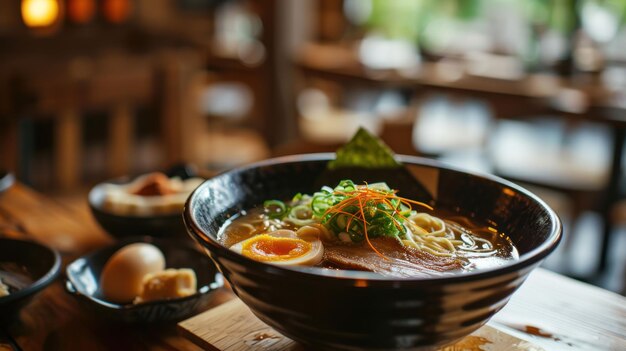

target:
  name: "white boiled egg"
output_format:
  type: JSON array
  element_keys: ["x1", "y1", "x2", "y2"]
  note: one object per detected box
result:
[
  {"x1": 230, "y1": 229, "x2": 323, "y2": 266},
  {"x1": 100, "y1": 243, "x2": 166, "y2": 303}
]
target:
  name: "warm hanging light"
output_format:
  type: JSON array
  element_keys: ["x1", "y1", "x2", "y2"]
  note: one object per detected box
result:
[
  {"x1": 102, "y1": 0, "x2": 132, "y2": 24},
  {"x1": 21, "y1": 0, "x2": 60, "y2": 28},
  {"x1": 67, "y1": 0, "x2": 96, "y2": 24}
]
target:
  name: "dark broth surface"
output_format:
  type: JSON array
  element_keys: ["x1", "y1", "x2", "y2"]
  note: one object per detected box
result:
[{"x1": 219, "y1": 206, "x2": 519, "y2": 275}]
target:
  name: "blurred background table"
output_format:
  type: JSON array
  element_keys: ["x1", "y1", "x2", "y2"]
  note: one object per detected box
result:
[
  {"x1": 0, "y1": 181, "x2": 625, "y2": 350},
  {"x1": 1, "y1": 0, "x2": 626, "y2": 301}
]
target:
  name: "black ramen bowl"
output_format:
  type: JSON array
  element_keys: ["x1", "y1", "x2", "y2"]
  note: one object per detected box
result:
[
  {"x1": 65, "y1": 237, "x2": 224, "y2": 324},
  {"x1": 184, "y1": 154, "x2": 562, "y2": 350},
  {"x1": 89, "y1": 165, "x2": 200, "y2": 238},
  {"x1": 0, "y1": 238, "x2": 61, "y2": 326}
]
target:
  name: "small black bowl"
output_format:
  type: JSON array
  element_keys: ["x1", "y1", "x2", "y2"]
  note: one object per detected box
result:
[
  {"x1": 184, "y1": 154, "x2": 562, "y2": 350},
  {"x1": 0, "y1": 238, "x2": 61, "y2": 326},
  {"x1": 65, "y1": 237, "x2": 224, "y2": 324},
  {"x1": 89, "y1": 186, "x2": 185, "y2": 238},
  {"x1": 89, "y1": 165, "x2": 201, "y2": 238}
]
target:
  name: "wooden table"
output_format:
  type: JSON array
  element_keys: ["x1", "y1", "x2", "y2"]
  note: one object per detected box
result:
[{"x1": 0, "y1": 181, "x2": 625, "y2": 350}]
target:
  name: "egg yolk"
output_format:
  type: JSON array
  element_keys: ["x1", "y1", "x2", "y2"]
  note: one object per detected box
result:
[{"x1": 241, "y1": 234, "x2": 312, "y2": 262}]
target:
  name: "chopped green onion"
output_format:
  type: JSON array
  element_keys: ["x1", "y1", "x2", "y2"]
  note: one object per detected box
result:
[{"x1": 263, "y1": 200, "x2": 287, "y2": 219}]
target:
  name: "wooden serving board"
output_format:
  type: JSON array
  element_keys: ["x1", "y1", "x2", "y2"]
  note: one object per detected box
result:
[{"x1": 178, "y1": 299, "x2": 543, "y2": 351}]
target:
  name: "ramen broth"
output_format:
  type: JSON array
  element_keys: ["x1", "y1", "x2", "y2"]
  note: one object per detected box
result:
[{"x1": 219, "y1": 207, "x2": 519, "y2": 275}]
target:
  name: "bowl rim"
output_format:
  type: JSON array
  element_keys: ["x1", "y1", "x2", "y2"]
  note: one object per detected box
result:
[
  {"x1": 0, "y1": 238, "x2": 61, "y2": 304},
  {"x1": 64, "y1": 236, "x2": 224, "y2": 311},
  {"x1": 185, "y1": 153, "x2": 562, "y2": 283}
]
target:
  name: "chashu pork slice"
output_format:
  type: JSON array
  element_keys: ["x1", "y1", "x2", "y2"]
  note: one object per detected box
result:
[{"x1": 324, "y1": 238, "x2": 462, "y2": 278}]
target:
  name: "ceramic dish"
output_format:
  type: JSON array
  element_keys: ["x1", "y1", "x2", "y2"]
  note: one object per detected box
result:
[
  {"x1": 88, "y1": 165, "x2": 201, "y2": 238},
  {"x1": 0, "y1": 238, "x2": 61, "y2": 326},
  {"x1": 65, "y1": 237, "x2": 224, "y2": 324},
  {"x1": 184, "y1": 154, "x2": 562, "y2": 350}
]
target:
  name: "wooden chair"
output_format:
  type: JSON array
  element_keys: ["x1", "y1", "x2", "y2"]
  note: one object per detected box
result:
[{"x1": 0, "y1": 51, "x2": 204, "y2": 192}]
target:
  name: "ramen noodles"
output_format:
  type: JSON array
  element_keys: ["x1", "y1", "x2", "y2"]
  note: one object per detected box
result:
[{"x1": 219, "y1": 180, "x2": 518, "y2": 277}]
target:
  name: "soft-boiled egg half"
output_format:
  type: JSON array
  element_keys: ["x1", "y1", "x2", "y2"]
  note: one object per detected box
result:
[{"x1": 229, "y1": 229, "x2": 323, "y2": 266}]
